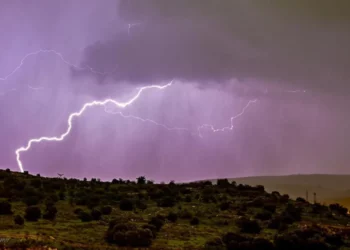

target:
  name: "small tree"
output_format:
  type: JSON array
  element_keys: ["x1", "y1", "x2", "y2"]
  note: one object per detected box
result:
[
  {"x1": 137, "y1": 176, "x2": 146, "y2": 185},
  {"x1": 217, "y1": 179, "x2": 230, "y2": 187}
]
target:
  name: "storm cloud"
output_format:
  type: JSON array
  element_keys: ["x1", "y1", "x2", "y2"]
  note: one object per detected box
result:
[
  {"x1": 1, "y1": 0, "x2": 350, "y2": 182},
  {"x1": 78, "y1": 0, "x2": 350, "y2": 95}
]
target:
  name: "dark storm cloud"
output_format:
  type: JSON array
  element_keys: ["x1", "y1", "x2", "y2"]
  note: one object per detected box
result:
[{"x1": 77, "y1": 0, "x2": 350, "y2": 95}]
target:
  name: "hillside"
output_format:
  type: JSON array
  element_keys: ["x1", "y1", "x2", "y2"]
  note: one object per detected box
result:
[
  {"x1": 1, "y1": 169, "x2": 350, "y2": 249},
  {"x1": 207, "y1": 175, "x2": 350, "y2": 204}
]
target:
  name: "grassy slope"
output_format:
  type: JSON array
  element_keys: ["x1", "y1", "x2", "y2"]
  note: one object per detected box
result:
[
  {"x1": 2, "y1": 171, "x2": 350, "y2": 249},
  {"x1": 208, "y1": 174, "x2": 350, "y2": 204}
]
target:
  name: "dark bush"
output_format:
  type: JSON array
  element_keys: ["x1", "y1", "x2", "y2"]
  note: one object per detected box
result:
[
  {"x1": 249, "y1": 197, "x2": 265, "y2": 208},
  {"x1": 296, "y1": 197, "x2": 307, "y2": 203},
  {"x1": 46, "y1": 193, "x2": 59, "y2": 203},
  {"x1": 220, "y1": 201, "x2": 231, "y2": 211},
  {"x1": 190, "y1": 217, "x2": 199, "y2": 225},
  {"x1": 25, "y1": 206, "x2": 41, "y2": 221},
  {"x1": 252, "y1": 238, "x2": 275, "y2": 250},
  {"x1": 59, "y1": 191, "x2": 65, "y2": 200},
  {"x1": 30, "y1": 179, "x2": 42, "y2": 189},
  {"x1": 329, "y1": 203, "x2": 348, "y2": 216},
  {"x1": 78, "y1": 211, "x2": 93, "y2": 222},
  {"x1": 101, "y1": 205, "x2": 112, "y2": 215},
  {"x1": 0, "y1": 200, "x2": 12, "y2": 215},
  {"x1": 91, "y1": 209, "x2": 102, "y2": 220},
  {"x1": 222, "y1": 232, "x2": 248, "y2": 245},
  {"x1": 237, "y1": 218, "x2": 261, "y2": 234},
  {"x1": 280, "y1": 194, "x2": 289, "y2": 203},
  {"x1": 264, "y1": 204, "x2": 277, "y2": 213},
  {"x1": 274, "y1": 234, "x2": 299, "y2": 250},
  {"x1": 255, "y1": 211, "x2": 272, "y2": 221},
  {"x1": 14, "y1": 215, "x2": 24, "y2": 225},
  {"x1": 43, "y1": 205, "x2": 57, "y2": 220},
  {"x1": 268, "y1": 216, "x2": 288, "y2": 231},
  {"x1": 179, "y1": 209, "x2": 193, "y2": 219},
  {"x1": 204, "y1": 237, "x2": 224, "y2": 249},
  {"x1": 119, "y1": 199, "x2": 133, "y2": 211},
  {"x1": 157, "y1": 196, "x2": 176, "y2": 207},
  {"x1": 105, "y1": 222, "x2": 153, "y2": 247},
  {"x1": 23, "y1": 196, "x2": 40, "y2": 206},
  {"x1": 167, "y1": 211, "x2": 178, "y2": 223},
  {"x1": 324, "y1": 233, "x2": 343, "y2": 247},
  {"x1": 74, "y1": 208, "x2": 83, "y2": 215},
  {"x1": 217, "y1": 179, "x2": 230, "y2": 187},
  {"x1": 105, "y1": 220, "x2": 136, "y2": 243},
  {"x1": 126, "y1": 229, "x2": 153, "y2": 247},
  {"x1": 86, "y1": 195, "x2": 100, "y2": 209},
  {"x1": 312, "y1": 203, "x2": 328, "y2": 214},
  {"x1": 148, "y1": 216, "x2": 164, "y2": 231},
  {"x1": 184, "y1": 195, "x2": 192, "y2": 202},
  {"x1": 142, "y1": 224, "x2": 157, "y2": 238},
  {"x1": 283, "y1": 204, "x2": 302, "y2": 222},
  {"x1": 275, "y1": 233, "x2": 331, "y2": 250},
  {"x1": 137, "y1": 176, "x2": 146, "y2": 185},
  {"x1": 215, "y1": 219, "x2": 229, "y2": 226},
  {"x1": 135, "y1": 200, "x2": 148, "y2": 210}
]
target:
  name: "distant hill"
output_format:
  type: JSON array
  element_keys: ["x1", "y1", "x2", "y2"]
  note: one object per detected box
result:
[{"x1": 207, "y1": 174, "x2": 350, "y2": 204}]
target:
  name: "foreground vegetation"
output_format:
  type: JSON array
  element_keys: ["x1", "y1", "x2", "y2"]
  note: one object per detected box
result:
[{"x1": 1, "y1": 169, "x2": 350, "y2": 249}]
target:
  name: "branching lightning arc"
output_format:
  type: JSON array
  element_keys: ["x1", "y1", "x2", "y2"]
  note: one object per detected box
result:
[
  {"x1": 104, "y1": 108, "x2": 193, "y2": 135},
  {"x1": 15, "y1": 81, "x2": 174, "y2": 173},
  {"x1": 3, "y1": 49, "x2": 259, "y2": 173},
  {"x1": 197, "y1": 99, "x2": 257, "y2": 137},
  {"x1": 0, "y1": 49, "x2": 117, "y2": 82}
]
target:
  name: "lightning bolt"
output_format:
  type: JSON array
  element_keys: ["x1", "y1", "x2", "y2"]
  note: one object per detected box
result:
[
  {"x1": 197, "y1": 99, "x2": 257, "y2": 137},
  {"x1": 0, "y1": 49, "x2": 117, "y2": 82},
  {"x1": 15, "y1": 81, "x2": 173, "y2": 173},
  {"x1": 127, "y1": 22, "x2": 141, "y2": 36},
  {"x1": 286, "y1": 89, "x2": 307, "y2": 93},
  {"x1": 104, "y1": 108, "x2": 192, "y2": 134},
  {"x1": 27, "y1": 85, "x2": 44, "y2": 91},
  {"x1": 6, "y1": 50, "x2": 259, "y2": 173}
]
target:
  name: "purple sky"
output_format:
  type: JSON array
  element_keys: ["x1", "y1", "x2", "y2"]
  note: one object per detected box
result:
[{"x1": 1, "y1": 0, "x2": 350, "y2": 182}]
